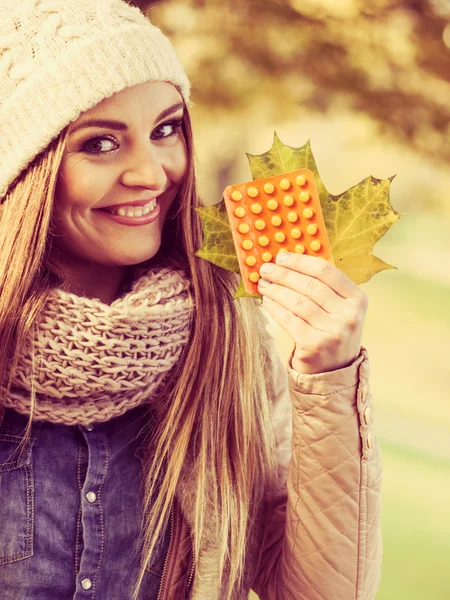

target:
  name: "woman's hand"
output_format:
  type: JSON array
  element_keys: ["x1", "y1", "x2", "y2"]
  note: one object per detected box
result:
[{"x1": 258, "y1": 252, "x2": 368, "y2": 375}]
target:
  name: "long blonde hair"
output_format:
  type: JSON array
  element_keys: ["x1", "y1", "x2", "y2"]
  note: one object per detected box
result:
[{"x1": 0, "y1": 106, "x2": 278, "y2": 599}]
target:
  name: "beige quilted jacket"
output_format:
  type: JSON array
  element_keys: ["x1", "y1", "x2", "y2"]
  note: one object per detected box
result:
[{"x1": 163, "y1": 328, "x2": 383, "y2": 599}]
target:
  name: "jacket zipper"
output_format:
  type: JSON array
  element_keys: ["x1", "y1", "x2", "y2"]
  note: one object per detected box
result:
[
  {"x1": 185, "y1": 522, "x2": 196, "y2": 593},
  {"x1": 156, "y1": 500, "x2": 175, "y2": 600}
]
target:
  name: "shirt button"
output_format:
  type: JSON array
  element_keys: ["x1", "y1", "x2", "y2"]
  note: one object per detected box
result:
[
  {"x1": 86, "y1": 491, "x2": 97, "y2": 503},
  {"x1": 84, "y1": 424, "x2": 94, "y2": 431},
  {"x1": 81, "y1": 578, "x2": 93, "y2": 590}
]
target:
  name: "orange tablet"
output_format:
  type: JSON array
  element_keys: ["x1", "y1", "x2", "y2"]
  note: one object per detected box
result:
[{"x1": 223, "y1": 169, "x2": 334, "y2": 295}]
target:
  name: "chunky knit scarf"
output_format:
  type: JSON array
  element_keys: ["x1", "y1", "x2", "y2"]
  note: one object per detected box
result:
[{"x1": 5, "y1": 267, "x2": 193, "y2": 426}]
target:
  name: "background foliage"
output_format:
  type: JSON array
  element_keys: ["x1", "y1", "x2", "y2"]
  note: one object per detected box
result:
[{"x1": 134, "y1": 1, "x2": 450, "y2": 598}]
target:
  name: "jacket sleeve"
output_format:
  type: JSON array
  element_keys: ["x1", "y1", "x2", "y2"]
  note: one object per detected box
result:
[{"x1": 252, "y1": 320, "x2": 383, "y2": 600}]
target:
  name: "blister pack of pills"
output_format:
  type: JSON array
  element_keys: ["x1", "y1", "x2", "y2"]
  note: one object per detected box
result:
[{"x1": 223, "y1": 169, "x2": 334, "y2": 295}]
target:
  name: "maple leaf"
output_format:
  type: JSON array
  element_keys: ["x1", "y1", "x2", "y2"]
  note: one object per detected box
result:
[
  {"x1": 195, "y1": 132, "x2": 403, "y2": 299},
  {"x1": 194, "y1": 203, "x2": 240, "y2": 273}
]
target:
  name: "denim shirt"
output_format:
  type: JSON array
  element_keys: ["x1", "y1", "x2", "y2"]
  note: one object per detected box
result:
[{"x1": 0, "y1": 404, "x2": 171, "y2": 600}]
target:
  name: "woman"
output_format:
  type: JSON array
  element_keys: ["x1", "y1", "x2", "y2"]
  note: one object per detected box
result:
[{"x1": 0, "y1": 1, "x2": 382, "y2": 599}]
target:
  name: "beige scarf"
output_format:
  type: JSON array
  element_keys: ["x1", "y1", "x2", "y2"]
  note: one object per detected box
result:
[{"x1": 6, "y1": 266, "x2": 193, "y2": 426}]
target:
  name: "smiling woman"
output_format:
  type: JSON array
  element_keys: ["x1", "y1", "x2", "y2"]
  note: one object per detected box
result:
[{"x1": 0, "y1": 1, "x2": 382, "y2": 599}]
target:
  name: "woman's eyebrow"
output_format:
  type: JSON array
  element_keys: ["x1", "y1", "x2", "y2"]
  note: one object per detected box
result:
[{"x1": 69, "y1": 101, "x2": 185, "y2": 135}]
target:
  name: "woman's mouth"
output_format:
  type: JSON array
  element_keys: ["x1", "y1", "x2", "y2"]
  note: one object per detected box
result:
[
  {"x1": 105, "y1": 198, "x2": 158, "y2": 217},
  {"x1": 97, "y1": 198, "x2": 160, "y2": 226}
]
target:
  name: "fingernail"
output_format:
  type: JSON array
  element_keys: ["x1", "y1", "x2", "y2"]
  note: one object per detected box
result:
[
  {"x1": 276, "y1": 252, "x2": 290, "y2": 263},
  {"x1": 258, "y1": 278, "x2": 272, "y2": 288},
  {"x1": 260, "y1": 263, "x2": 275, "y2": 274}
]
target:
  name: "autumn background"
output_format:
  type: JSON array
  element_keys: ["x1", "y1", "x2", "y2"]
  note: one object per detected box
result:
[{"x1": 132, "y1": 0, "x2": 450, "y2": 597}]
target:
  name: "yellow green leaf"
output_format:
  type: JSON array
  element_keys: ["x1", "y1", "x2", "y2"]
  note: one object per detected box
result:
[
  {"x1": 195, "y1": 132, "x2": 403, "y2": 297},
  {"x1": 326, "y1": 175, "x2": 402, "y2": 284},
  {"x1": 194, "y1": 203, "x2": 240, "y2": 273}
]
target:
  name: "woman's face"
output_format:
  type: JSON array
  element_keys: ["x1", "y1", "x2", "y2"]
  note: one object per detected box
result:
[{"x1": 53, "y1": 81, "x2": 187, "y2": 268}]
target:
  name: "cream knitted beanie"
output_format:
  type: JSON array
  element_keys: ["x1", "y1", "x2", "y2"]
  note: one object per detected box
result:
[{"x1": 0, "y1": 0, "x2": 191, "y2": 199}]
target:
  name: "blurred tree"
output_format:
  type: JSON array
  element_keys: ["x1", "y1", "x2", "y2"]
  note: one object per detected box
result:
[{"x1": 131, "y1": 0, "x2": 450, "y2": 164}]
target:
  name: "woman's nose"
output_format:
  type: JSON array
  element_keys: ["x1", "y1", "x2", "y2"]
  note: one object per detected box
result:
[{"x1": 120, "y1": 147, "x2": 167, "y2": 191}]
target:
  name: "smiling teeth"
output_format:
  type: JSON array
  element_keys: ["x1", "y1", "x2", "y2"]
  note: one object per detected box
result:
[{"x1": 109, "y1": 198, "x2": 157, "y2": 217}]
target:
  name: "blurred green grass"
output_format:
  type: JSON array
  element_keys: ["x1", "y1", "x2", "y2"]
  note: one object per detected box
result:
[
  {"x1": 376, "y1": 443, "x2": 450, "y2": 600},
  {"x1": 362, "y1": 269, "x2": 450, "y2": 433},
  {"x1": 252, "y1": 213, "x2": 450, "y2": 599}
]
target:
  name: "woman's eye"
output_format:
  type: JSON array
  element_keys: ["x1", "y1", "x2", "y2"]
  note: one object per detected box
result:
[
  {"x1": 82, "y1": 136, "x2": 118, "y2": 155},
  {"x1": 152, "y1": 118, "x2": 183, "y2": 140}
]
